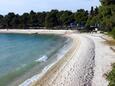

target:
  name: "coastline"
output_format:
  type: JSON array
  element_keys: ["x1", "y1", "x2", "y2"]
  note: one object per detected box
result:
[
  {"x1": 19, "y1": 38, "x2": 72, "y2": 86},
  {"x1": 31, "y1": 34, "x2": 95, "y2": 86},
  {"x1": 0, "y1": 30, "x2": 95, "y2": 86},
  {"x1": 0, "y1": 29, "x2": 72, "y2": 35},
  {"x1": 0, "y1": 30, "x2": 115, "y2": 86},
  {"x1": 31, "y1": 34, "x2": 81, "y2": 86},
  {"x1": 0, "y1": 29, "x2": 74, "y2": 86},
  {"x1": 17, "y1": 35, "x2": 73, "y2": 86}
]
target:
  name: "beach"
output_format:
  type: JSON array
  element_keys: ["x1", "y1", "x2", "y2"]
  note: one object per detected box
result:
[
  {"x1": 31, "y1": 33, "x2": 95, "y2": 86},
  {"x1": 1, "y1": 30, "x2": 71, "y2": 86},
  {"x1": 0, "y1": 30, "x2": 115, "y2": 86},
  {"x1": 0, "y1": 29, "x2": 72, "y2": 34}
]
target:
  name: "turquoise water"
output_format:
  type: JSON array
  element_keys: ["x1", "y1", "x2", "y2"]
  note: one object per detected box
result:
[{"x1": 0, "y1": 33, "x2": 66, "y2": 86}]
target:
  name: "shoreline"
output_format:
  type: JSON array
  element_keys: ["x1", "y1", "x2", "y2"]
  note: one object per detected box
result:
[
  {"x1": 32, "y1": 35, "x2": 80, "y2": 86},
  {"x1": 31, "y1": 33, "x2": 95, "y2": 86},
  {"x1": 18, "y1": 35, "x2": 73, "y2": 86},
  {"x1": 1, "y1": 30, "x2": 114, "y2": 86},
  {"x1": 0, "y1": 29, "x2": 74, "y2": 86},
  {"x1": 0, "y1": 30, "x2": 95, "y2": 86},
  {"x1": 0, "y1": 29, "x2": 73, "y2": 35}
]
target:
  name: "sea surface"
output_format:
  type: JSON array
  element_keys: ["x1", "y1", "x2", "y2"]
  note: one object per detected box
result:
[{"x1": 0, "y1": 33, "x2": 67, "y2": 86}]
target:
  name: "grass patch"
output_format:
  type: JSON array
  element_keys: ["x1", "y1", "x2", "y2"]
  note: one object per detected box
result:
[{"x1": 107, "y1": 63, "x2": 115, "y2": 86}]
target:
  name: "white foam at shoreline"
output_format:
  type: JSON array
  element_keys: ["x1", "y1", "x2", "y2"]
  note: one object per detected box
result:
[
  {"x1": 19, "y1": 37, "x2": 72, "y2": 86},
  {"x1": 35, "y1": 55, "x2": 48, "y2": 62},
  {"x1": 19, "y1": 61, "x2": 58, "y2": 86}
]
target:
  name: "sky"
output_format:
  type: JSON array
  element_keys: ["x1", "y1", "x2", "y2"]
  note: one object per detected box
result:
[{"x1": 0, "y1": 0, "x2": 101, "y2": 15}]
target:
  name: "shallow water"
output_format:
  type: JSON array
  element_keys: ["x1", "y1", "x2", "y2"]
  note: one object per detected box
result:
[{"x1": 0, "y1": 33, "x2": 66, "y2": 86}]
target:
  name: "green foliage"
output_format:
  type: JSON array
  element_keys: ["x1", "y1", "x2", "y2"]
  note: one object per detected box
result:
[
  {"x1": 29, "y1": 10, "x2": 39, "y2": 27},
  {"x1": 0, "y1": 8, "x2": 99, "y2": 29},
  {"x1": 0, "y1": 15, "x2": 3, "y2": 28},
  {"x1": 110, "y1": 27, "x2": 115, "y2": 39},
  {"x1": 45, "y1": 10, "x2": 59, "y2": 28},
  {"x1": 97, "y1": 0, "x2": 115, "y2": 32},
  {"x1": 106, "y1": 11, "x2": 115, "y2": 84},
  {"x1": 86, "y1": 16, "x2": 99, "y2": 27},
  {"x1": 74, "y1": 9, "x2": 88, "y2": 25},
  {"x1": 107, "y1": 63, "x2": 115, "y2": 86},
  {"x1": 85, "y1": 6, "x2": 100, "y2": 29},
  {"x1": 0, "y1": 10, "x2": 77, "y2": 29},
  {"x1": 60, "y1": 11, "x2": 73, "y2": 26},
  {"x1": 100, "y1": 0, "x2": 115, "y2": 5},
  {"x1": 37, "y1": 12, "x2": 46, "y2": 27},
  {"x1": 0, "y1": 0, "x2": 114, "y2": 30}
]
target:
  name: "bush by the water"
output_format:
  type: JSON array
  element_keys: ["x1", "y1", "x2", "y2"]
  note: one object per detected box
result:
[{"x1": 107, "y1": 63, "x2": 115, "y2": 86}]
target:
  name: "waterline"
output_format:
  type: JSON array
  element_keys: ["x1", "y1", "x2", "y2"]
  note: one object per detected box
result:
[{"x1": 0, "y1": 33, "x2": 68, "y2": 86}]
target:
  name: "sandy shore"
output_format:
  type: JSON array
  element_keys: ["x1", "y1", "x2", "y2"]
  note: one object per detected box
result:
[
  {"x1": 30, "y1": 33, "x2": 96, "y2": 86},
  {"x1": 0, "y1": 29, "x2": 73, "y2": 34},
  {"x1": 0, "y1": 30, "x2": 115, "y2": 86},
  {"x1": 31, "y1": 33, "x2": 115, "y2": 86}
]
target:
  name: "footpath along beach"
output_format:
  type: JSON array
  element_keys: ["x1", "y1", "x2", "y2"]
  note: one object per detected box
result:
[{"x1": 0, "y1": 29, "x2": 115, "y2": 86}]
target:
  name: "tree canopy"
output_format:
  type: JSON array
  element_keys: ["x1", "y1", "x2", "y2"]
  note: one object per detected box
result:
[
  {"x1": 0, "y1": 0, "x2": 114, "y2": 31},
  {"x1": 0, "y1": 9, "x2": 89, "y2": 29}
]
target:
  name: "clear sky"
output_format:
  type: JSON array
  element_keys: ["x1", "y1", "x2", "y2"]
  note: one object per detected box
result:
[{"x1": 0, "y1": 0, "x2": 101, "y2": 15}]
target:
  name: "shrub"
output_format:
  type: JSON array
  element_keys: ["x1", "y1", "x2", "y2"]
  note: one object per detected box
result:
[
  {"x1": 110, "y1": 27, "x2": 115, "y2": 39},
  {"x1": 107, "y1": 63, "x2": 115, "y2": 86}
]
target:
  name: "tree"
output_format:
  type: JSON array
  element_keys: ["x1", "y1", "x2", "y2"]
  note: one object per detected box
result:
[
  {"x1": 74, "y1": 9, "x2": 88, "y2": 26},
  {"x1": 29, "y1": 10, "x2": 39, "y2": 27},
  {"x1": 45, "y1": 10, "x2": 59, "y2": 28},
  {"x1": 0, "y1": 15, "x2": 3, "y2": 28},
  {"x1": 10, "y1": 14, "x2": 20, "y2": 28},
  {"x1": 98, "y1": 0, "x2": 115, "y2": 31},
  {"x1": 60, "y1": 11, "x2": 73, "y2": 26},
  {"x1": 100, "y1": 0, "x2": 115, "y2": 5},
  {"x1": 20, "y1": 13, "x2": 30, "y2": 28},
  {"x1": 94, "y1": 6, "x2": 99, "y2": 15},
  {"x1": 36, "y1": 12, "x2": 46, "y2": 27},
  {"x1": 90, "y1": 6, "x2": 94, "y2": 16}
]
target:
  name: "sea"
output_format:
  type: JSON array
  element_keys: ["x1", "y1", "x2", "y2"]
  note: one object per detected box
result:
[{"x1": 0, "y1": 33, "x2": 69, "y2": 86}]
